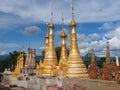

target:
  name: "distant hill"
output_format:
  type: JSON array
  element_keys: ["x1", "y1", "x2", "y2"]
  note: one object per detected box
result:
[
  {"x1": 82, "y1": 56, "x2": 119, "y2": 61},
  {"x1": 36, "y1": 55, "x2": 43, "y2": 62},
  {"x1": 0, "y1": 55, "x2": 9, "y2": 60},
  {"x1": 0, "y1": 54, "x2": 119, "y2": 61}
]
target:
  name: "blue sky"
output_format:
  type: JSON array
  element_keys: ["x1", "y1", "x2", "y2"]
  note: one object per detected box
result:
[{"x1": 0, "y1": 0, "x2": 120, "y2": 57}]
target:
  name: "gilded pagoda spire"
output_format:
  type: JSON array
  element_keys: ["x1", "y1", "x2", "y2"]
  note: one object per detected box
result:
[
  {"x1": 66, "y1": 1, "x2": 89, "y2": 78},
  {"x1": 105, "y1": 42, "x2": 111, "y2": 64},
  {"x1": 59, "y1": 13, "x2": 67, "y2": 70},
  {"x1": 70, "y1": 1, "x2": 77, "y2": 27},
  {"x1": 12, "y1": 50, "x2": 24, "y2": 77},
  {"x1": 42, "y1": 8, "x2": 58, "y2": 76}
]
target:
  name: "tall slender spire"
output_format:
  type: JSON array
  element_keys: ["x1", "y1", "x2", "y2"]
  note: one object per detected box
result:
[
  {"x1": 105, "y1": 42, "x2": 111, "y2": 64},
  {"x1": 116, "y1": 51, "x2": 119, "y2": 66},
  {"x1": 62, "y1": 13, "x2": 64, "y2": 30},
  {"x1": 60, "y1": 13, "x2": 67, "y2": 38},
  {"x1": 49, "y1": 0, "x2": 54, "y2": 29},
  {"x1": 70, "y1": 0, "x2": 77, "y2": 27},
  {"x1": 91, "y1": 49, "x2": 96, "y2": 64},
  {"x1": 59, "y1": 13, "x2": 67, "y2": 72},
  {"x1": 66, "y1": 1, "x2": 89, "y2": 78}
]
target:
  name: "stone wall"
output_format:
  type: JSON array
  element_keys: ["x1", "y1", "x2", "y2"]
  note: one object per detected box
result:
[{"x1": 3, "y1": 75, "x2": 120, "y2": 90}]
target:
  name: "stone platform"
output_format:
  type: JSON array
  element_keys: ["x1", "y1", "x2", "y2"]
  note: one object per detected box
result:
[
  {"x1": 62, "y1": 78, "x2": 120, "y2": 90},
  {"x1": 2, "y1": 75, "x2": 120, "y2": 90}
]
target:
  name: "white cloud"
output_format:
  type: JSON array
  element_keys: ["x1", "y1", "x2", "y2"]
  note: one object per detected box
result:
[
  {"x1": 99, "y1": 22, "x2": 114, "y2": 30},
  {"x1": 104, "y1": 27, "x2": 120, "y2": 38},
  {"x1": 23, "y1": 26, "x2": 41, "y2": 35},
  {"x1": 104, "y1": 27, "x2": 120, "y2": 51},
  {"x1": 88, "y1": 33, "x2": 100, "y2": 40},
  {"x1": 1, "y1": 0, "x2": 120, "y2": 57},
  {"x1": 0, "y1": 0, "x2": 120, "y2": 23},
  {"x1": 0, "y1": 51, "x2": 8, "y2": 55},
  {"x1": 99, "y1": 22, "x2": 120, "y2": 30}
]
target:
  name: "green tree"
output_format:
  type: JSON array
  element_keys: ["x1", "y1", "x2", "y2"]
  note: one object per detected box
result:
[
  {"x1": 8, "y1": 50, "x2": 19, "y2": 71},
  {"x1": 84, "y1": 52, "x2": 91, "y2": 68},
  {"x1": 0, "y1": 50, "x2": 19, "y2": 72},
  {"x1": 96, "y1": 57, "x2": 105, "y2": 68}
]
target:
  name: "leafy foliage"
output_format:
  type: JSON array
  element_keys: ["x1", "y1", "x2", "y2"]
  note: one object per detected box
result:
[
  {"x1": 84, "y1": 52, "x2": 91, "y2": 68},
  {"x1": 96, "y1": 57, "x2": 106, "y2": 68},
  {"x1": 0, "y1": 50, "x2": 19, "y2": 72},
  {"x1": 83, "y1": 52, "x2": 106, "y2": 68}
]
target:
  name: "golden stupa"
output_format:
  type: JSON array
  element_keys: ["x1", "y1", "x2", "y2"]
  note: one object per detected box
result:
[
  {"x1": 42, "y1": 12, "x2": 58, "y2": 76},
  {"x1": 37, "y1": 24, "x2": 49, "y2": 76},
  {"x1": 58, "y1": 14, "x2": 68, "y2": 76},
  {"x1": 12, "y1": 50, "x2": 24, "y2": 77},
  {"x1": 66, "y1": 3, "x2": 89, "y2": 78}
]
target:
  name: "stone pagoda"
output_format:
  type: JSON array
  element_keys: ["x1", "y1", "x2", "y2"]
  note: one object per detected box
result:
[
  {"x1": 102, "y1": 42, "x2": 118, "y2": 81},
  {"x1": 25, "y1": 47, "x2": 36, "y2": 74},
  {"x1": 88, "y1": 49, "x2": 99, "y2": 79}
]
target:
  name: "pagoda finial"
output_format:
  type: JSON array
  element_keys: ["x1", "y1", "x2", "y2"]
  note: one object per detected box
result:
[
  {"x1": 62, "y1": 12, "x2": 64, "y2": 30},
  {"x1": 72, "y1": 0, "x2": 74, "y2": 20},
  {"x1": 49, "y1": 0, "x2": 54, "y2": 29},
  {"x1": 51, "y1": 10, "x2": 53, "y2": 24},
  {"x1": 60, "y1": 13, "x2": 67, "y2": 38},
  {"x1": 70, "y1": 0, "x2": 77, "y2": 27}
]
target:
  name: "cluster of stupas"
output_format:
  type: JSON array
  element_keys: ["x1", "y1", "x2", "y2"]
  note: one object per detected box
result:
[
  {"x1": 88, "y1": 42, "x2": 120, "y2": 81},
  {"x1": 36, "y1": 3, "x2": 89, "y2": 78},
  {"x1": 12, "y1": 3, "x2": 120, "y2": 81},
  {"x1": 12, "y1": 3, "x2": 89, "y2": 78}
]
